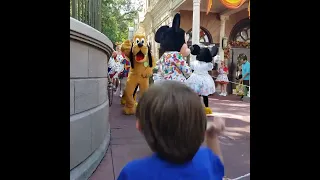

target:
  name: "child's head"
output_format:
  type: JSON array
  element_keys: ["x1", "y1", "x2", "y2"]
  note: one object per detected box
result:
[
  {"x1": 238, "y1": 54, "x2": 248, "y2": 64},
  {"x1": 135, "y1": 81, "x2": 207, "y2": 164},
  {"x1": 116, "y1": 44, "x2": 121, "y2": 52}
]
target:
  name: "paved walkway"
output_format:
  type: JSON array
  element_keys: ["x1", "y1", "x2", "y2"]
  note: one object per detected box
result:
[{"x1": 89, "y1": 94, "x2": 250, "y2": 180}]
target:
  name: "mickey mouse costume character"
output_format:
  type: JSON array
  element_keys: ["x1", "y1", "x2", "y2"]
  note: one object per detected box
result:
[
  {"x1": 186, "y1": 44, "x2": 218, "y2": 114},
  {"x1": 153, "y1": 13, "x2": 192, "y2": 83}
]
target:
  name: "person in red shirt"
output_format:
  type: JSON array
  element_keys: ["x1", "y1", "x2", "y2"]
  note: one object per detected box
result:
[{"x1": 215, "y1": 61, "x2": 229, "y2": 96}]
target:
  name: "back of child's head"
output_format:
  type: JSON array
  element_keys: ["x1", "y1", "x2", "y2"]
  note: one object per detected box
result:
[{"x1": 136, "y1": 81, "x2": 207, "y2": 164}]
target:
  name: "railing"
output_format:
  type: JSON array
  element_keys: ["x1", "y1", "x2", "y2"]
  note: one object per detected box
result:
[{"x1": 70, "y1": 0, "x2": 101, "y2": 31}]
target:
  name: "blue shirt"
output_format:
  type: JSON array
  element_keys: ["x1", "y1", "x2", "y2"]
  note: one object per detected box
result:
[
  {"x1": 242, "y1": 61, "x2": 250, "y2": 80},
  {"x1": 117, "y1": 147, "x2": 224, "y2": 180}
]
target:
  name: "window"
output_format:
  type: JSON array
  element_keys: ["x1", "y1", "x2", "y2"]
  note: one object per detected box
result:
[
  {"x1": 186, "y1": 27, "x2": 213, "y2": 46},
  {"x1": 230, "y1": 18, "x2": 250, "y2": 43},
  {"x1": 235, "y1": 27, "x2": 250, "y2": 42}
]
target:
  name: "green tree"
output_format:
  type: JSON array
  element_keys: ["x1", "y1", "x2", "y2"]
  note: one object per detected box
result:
[{"x1": 101, "y1": 0, "x2": 142, "y2": 44}]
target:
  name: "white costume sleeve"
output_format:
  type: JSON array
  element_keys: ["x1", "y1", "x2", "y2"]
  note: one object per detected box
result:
[
  {"x1": 190, "y1": 61, "x2": 196, "y2": 70},
  {"x1": 206, "y1": 63, "x2": 214, "y2": 71},
  {"x1": 108, "y1": 56, "x2": 115, "y2": 68}
]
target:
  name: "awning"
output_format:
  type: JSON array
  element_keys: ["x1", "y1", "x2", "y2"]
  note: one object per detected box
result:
[{"x1": 219, "y1": 0, "x2": 246, "y2": 9}]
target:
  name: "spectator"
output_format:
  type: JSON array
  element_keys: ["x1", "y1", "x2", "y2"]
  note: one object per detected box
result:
[
  {"x1": 239, "y1": 55, "x2": 250, "y2": 100},
  {"x1": 117, "y1": 82, "x2": 225, "y2": 180}
]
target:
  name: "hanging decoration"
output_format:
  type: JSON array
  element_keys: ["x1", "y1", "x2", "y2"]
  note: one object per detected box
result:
[
  {"x1": 219, "y1": 0, "x2": 247, "y2": 9},
  {"x1": 206, "y1": 0, "x2": 213, "y2": 15},
  {"x1": 200, "y1": 30, "x2": 205, "y2": 37},
  {"x1": 248, "y1": 0, "x2": 250, "y2": 18},
  {"x1": 224, "y1": 41, "x2": 250, "y2": 60}
]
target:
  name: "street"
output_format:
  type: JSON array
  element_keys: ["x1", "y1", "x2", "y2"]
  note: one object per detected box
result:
[{"x1": 89, "y1": 95, "x2": 250, "y2": 180}]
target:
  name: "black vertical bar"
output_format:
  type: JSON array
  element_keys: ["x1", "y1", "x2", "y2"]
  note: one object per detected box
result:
[
  {"x1": 72, "y1": 0, "x2": 76, "y2": 18},
  {"x1": 77, "y1": 0, "x2": 80, "y2": 20}
]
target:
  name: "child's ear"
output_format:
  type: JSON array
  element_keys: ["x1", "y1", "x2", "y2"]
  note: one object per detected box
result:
[{"x1": 136, "y1": 120, "x2": 141, "y2": 132}]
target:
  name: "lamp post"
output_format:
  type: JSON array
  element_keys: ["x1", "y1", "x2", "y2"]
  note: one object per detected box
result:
[
  {"x1": 134, "y1": 19, "x2": 138, "y2": 32},
  {"x1": 128, "y1": 27, "x2": 134, "y2": 41}
]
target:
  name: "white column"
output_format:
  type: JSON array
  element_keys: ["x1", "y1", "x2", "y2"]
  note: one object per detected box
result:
[
  {"x1": 151, "y1": 32, "x2": 155, "y2": 57},
  {"x1": 191, "y1": 0, "x2": 201, "y2": 62},
  {"x1": 219, "y1": 15, "x2": 228, "y2": 64},
  {"x1": 128, "y1": 27, "x2": 134, "y2": 41}
]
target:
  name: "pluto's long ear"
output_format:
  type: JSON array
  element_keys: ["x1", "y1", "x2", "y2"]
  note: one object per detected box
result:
[
  {"x1": 129, "y1": 43, "x2": 134, "y2": 69},
  {"x1": 155, "y1": 26, "x2": 169, "y2": 43},
  {"x1": 147, "y1": 44, "x2": 152, "y2": 67},
  {"x1": 172, "y1": 13, "x2": 181, "y2": 32}
]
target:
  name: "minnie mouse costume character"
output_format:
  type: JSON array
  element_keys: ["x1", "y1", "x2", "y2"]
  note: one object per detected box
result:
[
  {"x1": 186, "y1": 44, "x2": 218, "y2": 114},
  {"x1": 153, "y1": 13, "x2": 192, "y2": 83}
]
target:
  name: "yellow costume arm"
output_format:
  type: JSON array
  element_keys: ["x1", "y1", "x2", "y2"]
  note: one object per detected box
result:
[
  {"x1": 141, "y1": 56, "x2": 155, "y2": 78},
  {"x1": 121, "y1": 40, "x2": 132, "y2": 58}
]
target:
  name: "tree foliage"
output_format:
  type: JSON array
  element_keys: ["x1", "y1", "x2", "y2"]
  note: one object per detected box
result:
[{"x1": 101, "y1": 0, "x2": 142, "y2": 45}]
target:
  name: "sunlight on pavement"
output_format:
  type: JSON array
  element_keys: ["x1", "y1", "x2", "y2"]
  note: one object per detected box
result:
[
  {"x1": 210, "y1": 112, "x2": 250, "y2": 122},
  {"x1": 215, "y1": 102, "x2": 250, "y2": 108},
  {"x1": 225, "y1": 126, "x2": 250, "y2": 133}
]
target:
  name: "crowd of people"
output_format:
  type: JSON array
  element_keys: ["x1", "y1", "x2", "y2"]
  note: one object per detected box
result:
[{"x1": 109, "y1": 48, "x2": 250, "y2": 101}]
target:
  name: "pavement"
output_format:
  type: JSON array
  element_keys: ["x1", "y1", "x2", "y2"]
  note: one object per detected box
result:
[{"x1": 89, "y1": 94, "x2": 250, "y2": 180}]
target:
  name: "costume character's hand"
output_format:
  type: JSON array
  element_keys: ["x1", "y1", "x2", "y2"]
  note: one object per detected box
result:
[
  {"x1": 113, "y1": 72, "x2": 119, "y2": 79},
  {"x1": 112, "y1": 51, "x2": 117, "y2": 58},
  {"x1": 141, "y1": 68, "x2": 153, "y2": 78}
]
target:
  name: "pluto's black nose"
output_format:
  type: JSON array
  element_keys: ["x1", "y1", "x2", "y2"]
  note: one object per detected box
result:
[{"x1": 138, "y1": 43, "x2": 143, "y2": 47}]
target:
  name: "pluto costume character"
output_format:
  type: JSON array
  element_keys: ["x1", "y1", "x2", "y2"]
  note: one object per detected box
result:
[{"x1": 122, "y1": 28, "x2": 155, "y2": 115}]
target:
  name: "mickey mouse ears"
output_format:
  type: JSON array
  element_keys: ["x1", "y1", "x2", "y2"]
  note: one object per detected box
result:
[
  {"x1": 210, "y1": 46, "x2": 218, "y2": 57},
  {"x1": 155, "y1": 13, "x2": 181, "y2": 43},
  {"x1": 172, "y1": 13, "x2": 181, "y2": 32},
  {"x1": 191, "y1": 44, "x2": 219, "y2": 57}
]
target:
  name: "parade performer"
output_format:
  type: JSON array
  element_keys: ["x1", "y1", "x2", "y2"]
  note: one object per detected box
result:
[
  {"x1": 108, "y1": 44, "x2": 126, "y2": 94},
  {"x1": 117, "y1": 42, "x2": 138, "y2": 105},
  {"x1": 216, "y1": 60, "x2": 229, "y2": 96},
  {"x1": 153, "y1": 13, "x2": 192, "y2": 83},
  {"x1": 121, "y1": 27, "x2": 155, "y2": 115},
  {"x1": 110, "y1": 42, "x2": 138, "y2": 106},
  {"x1": 110, "y1": 43, "x2": 132, "y2": 98},
  {"x1": 186, "y1": 44, "x2": 218, "y2": 114}
]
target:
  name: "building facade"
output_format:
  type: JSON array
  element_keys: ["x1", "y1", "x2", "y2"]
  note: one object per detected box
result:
[{"x1": 139, "y1": 0, "x2": 250, "y2": 93}]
